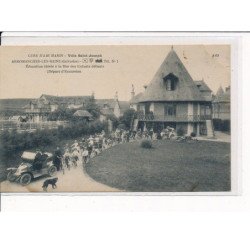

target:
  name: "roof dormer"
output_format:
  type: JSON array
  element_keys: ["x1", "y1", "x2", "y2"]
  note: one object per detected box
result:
[{"x1": 163, "y1": 73, "x2": 178, "y2": 91}]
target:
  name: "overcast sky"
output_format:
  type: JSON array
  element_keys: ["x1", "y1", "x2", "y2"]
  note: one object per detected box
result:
[{"x1": 0, "y1": 45, "x2": 230, "y2": 101}]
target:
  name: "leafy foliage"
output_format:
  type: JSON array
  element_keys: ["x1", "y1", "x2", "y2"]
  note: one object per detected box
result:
[
  {"x1": 0, "y1": 121, "x2": 105, "y2": 162},
  {"x1": 105, "y1": 114, "x2": 119, "y2": 128},
  {"x1": 47, "y1": 106, "x2": 75, "y2": 121},
  {"x1": 118, "y1": 108, "x2": 136, "y2": 129},
  {"x1": 190, "y1": 132, "x2": 196, "y2": 137},
  {"x1": 85, "y1": 95, "x2": 100, "y2": 119},
  {"x1": 47, "y1": 95, "x2": 100, "y2": 121}
]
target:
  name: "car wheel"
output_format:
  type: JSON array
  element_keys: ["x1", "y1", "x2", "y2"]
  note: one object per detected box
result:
[
  {"x1": 48, "y1": 166, "x2": 57, "y2": 177},
  {"x1": 20, "y1": 173, "x2": 32, "y2": 186},
  {"x1": 7, "y1": 171, "x2": 16, "y2": 182}
]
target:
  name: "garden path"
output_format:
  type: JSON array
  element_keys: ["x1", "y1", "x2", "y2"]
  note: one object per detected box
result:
[{"x1": 0, "y1": 163, "x2": 121, "y2": 192}]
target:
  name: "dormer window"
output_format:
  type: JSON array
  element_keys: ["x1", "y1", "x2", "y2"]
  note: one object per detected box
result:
[
  {"x1": 163, "y1": 73, "x2": 178, "y2": 91},
  {"x1": 166, "y1": 79, "x2": 172, "y2": 91}
]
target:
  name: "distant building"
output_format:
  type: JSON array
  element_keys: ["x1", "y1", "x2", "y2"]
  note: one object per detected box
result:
[
  {"x1": 97, "y1": 92, "x2": 130, "y2": 122},
  {"x1": 0, "y1": 98, "x2": 34, "y2": 119},
  {"x1": 73, "y1": 110, "x2": 93, "y2": 121},
  {"x1": 129, "y1": 48, "x2": 214, "y2": 136},
  {"x1": 23, "y1": 94, "x2": 91, "y2": 122},
  {"x1": 212, "y1": 86, "x2": 230, "y2": 120},
  {"x1": 23, "y1": 93, "x2": 129, "y2": 123}
]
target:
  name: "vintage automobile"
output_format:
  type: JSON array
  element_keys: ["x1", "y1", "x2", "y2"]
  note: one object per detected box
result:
[{"x1": 6, "y1": 151, "x2": 57, "y2": 186}]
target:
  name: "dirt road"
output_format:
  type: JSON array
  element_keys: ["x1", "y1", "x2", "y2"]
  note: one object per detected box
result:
[{"x1": 0, "y1": 164, "x2": 120, "y2": 193}]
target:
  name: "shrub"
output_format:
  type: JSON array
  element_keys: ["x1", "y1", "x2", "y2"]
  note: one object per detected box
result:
[
  {"x1": 177, "y1": 127, "x2": 185, "y2": 136},
  {"x1": 140, "y1": 139, "x2": 152, "y2": 149},
  {"x1": 190, "y1": 132, "x2": 196, "y2": 137}
]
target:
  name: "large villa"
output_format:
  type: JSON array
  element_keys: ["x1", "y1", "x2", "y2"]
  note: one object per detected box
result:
[{"x1": 129, "y1": 48, "x2": 214, "y2": 136}]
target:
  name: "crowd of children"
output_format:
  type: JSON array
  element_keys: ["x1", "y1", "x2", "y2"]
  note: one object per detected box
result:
[{"x1": 56, "y1": 126, "x2": 178, "y2": 172}]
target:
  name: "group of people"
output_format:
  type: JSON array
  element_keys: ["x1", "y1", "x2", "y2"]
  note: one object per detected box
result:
[
  {"x1": 32, "y1": 125, "x2": 196, "y2": 174},
  {"x1": 52, "y1": 126, "x2": 178, "y2": 173}
]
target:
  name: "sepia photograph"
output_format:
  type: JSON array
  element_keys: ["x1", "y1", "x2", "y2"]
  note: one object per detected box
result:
[
  {"x1": 0, "y1": 44, "x2": 232, "y2": 193},
  {"x1": 1, "y1": 1, "x2": 249, "y2": 249}
]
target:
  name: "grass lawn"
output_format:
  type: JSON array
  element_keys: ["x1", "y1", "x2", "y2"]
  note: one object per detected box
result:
[{"x1": 86, "y1": 140, "x2": 231, "y2": 192}]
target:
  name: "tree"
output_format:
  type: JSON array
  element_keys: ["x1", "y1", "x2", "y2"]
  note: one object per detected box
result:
[
  {"x1": 85, "y1": 95, "x2": 100, "y2": 119},
  {"x1": 119, "y1": 108, "x2": 136, "y2": 129},
  {"x1": 47, "y1": 106, "x2": 75, "y2": 121}
]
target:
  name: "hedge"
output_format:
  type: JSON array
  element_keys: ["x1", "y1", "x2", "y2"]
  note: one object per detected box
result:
[{"x1": 0, "y1": 120, "x2": 105, "y2": 161}]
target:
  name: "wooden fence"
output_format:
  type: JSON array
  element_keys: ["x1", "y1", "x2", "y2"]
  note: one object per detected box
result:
[{"x1": 0, "y1": 120, "x2": 69, "y2": 132}]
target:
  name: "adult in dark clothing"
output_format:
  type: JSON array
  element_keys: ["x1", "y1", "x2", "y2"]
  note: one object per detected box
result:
[
  {"x1": 33, "y1": 152, "x2": 43, "y2": 170},
  {"x1": 149, "y1": 129, "x2": 154, "y2": 140},
  {"x1": 87, "y1": 145, "x2": 93, "y2": 156},
  {"x1": 53, "y1": 147, "x2": 62, "y2": 171},
  {"x1": 33, "y1": 152, "x2": 48, "y2": 171}
]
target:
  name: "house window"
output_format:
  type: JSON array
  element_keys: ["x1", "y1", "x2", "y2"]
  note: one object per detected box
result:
[
  {"x1": 166, "y1": 79, "x2": 172, "y2": 91},
  {"x1": 139, "y1": 105, "x2": 144, "y2": 112},
  {"x1": 164, "y1": 103, "x2": 176, "y2": 116},
  {"x1": 163, "y1": 73, "x2": 178, "y2": 91}
]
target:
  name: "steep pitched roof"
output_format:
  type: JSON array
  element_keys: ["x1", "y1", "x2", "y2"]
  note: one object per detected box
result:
[
  {"x1": 96, "y1": 99, "x2": 116, "y2": 109},
  {"x1": 23, "y1": 104, "x2": 30, "y2": 109},
  {"x1": 195, "y1": 80, "x2": 212, "y2": 92},
  {"x1": 0, "y1": 98, "x2": 34, "y2": 111},
  {"x1": 195, "y1": 80, "x2": 212, "y2": 101},
  {"x1": 138, "y1": 49, "x2": 208, "y2": 102},
  {"x1": 40, "y1": 94, "x2": 91, "y2": 105},
  {"x1": 214, "y1": 86, "x2": 230, "y2": 103},
  {"x1": 73, "y1": 110, "x2": 92, "y2": 117},
  {"x1": 130, "y1": 93, "x2": 143, "y2": 104},
  {"x1": 215, "y1": 86, "x2": 224, "y2": 97},
  {"x1": 96, "y1": 99, "x2": 129, "y2": 113},
  {"x1": 23, "y1": 99, "x2": 51, "y2": 110}
]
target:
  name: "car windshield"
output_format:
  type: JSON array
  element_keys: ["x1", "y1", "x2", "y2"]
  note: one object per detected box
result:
[{"x1": 19, "y1": 162, "x2": 30, "y2": 167}]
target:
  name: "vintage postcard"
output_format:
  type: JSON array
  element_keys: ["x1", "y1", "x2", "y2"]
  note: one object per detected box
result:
[{"x1": 0, "y1": 38, "x2": 237, "y2": 193}]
